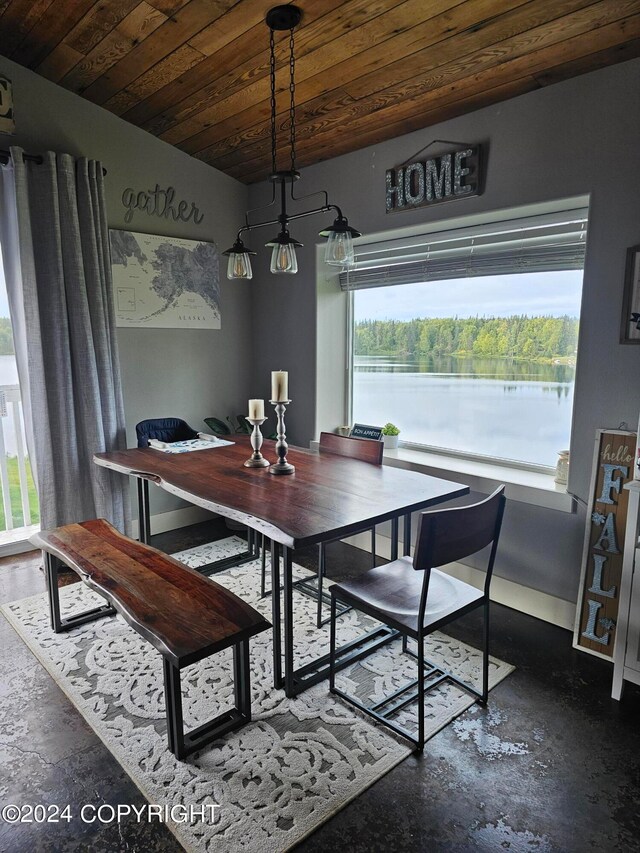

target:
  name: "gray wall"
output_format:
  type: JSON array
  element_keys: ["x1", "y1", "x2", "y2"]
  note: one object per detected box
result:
[
  {"x1": 0, "y1": 56, "x2": 251, "y2": 517},
  {"x1": 249, "y1": 59, "x2": 640, "y2": 603}
]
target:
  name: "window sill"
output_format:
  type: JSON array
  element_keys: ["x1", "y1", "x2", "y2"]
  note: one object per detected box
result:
[
  {"x1": 382, "y1": 446, "x2": 575, "y2": 513},
  {"x1": 310, "y1": 440, "x2": 575, "y2": 512}
]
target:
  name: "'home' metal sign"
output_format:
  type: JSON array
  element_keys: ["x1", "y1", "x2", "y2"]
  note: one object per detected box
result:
[{"x1": 385, "y1": 145, "x2": 482, "y2": 213}]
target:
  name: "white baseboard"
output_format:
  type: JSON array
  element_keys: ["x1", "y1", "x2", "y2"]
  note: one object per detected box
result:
[
  {"x1": 344, "y1": 531, "x2": 576, "y2": 632},
  {"x1": 131, "y1": 505, "x2": 216, "y2": 539}
]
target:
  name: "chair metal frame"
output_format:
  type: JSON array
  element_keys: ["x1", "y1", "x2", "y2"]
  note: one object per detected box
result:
[
  {"x1": 259, "y1": 432, "x2": 383, "y2": 628},
  {"x1": 329, "y1": 486, "x2": 506, "y2": 750}
]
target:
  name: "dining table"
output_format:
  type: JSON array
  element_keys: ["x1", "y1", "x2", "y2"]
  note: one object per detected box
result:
[{"x1": 94, "y1": 436, "x2": 469, "y2": 698}]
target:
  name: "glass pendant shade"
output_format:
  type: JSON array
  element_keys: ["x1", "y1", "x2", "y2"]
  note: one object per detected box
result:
[
  {"x1": 324, "y1": 229, "x2": 354, "y2": 266},
  {"x1": 266, "y1": 230, "x2": 302, "y2": 275},
  {"x1": 223, "y1": 237, "x2": 255, "y2": 279},
  {"x1": 227, "y1": 250, "x2": 253, "y2": 279},
  {"x1": 319, "y1": 215, "x2": 361, "y2": 268},
  {"x1": 270, "y1": 242, "x2": 298, "y2": 274}
]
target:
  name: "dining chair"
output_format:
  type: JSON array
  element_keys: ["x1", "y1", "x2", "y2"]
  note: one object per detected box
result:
[
  {"x1": 259, "y1": 432, "x2": 384, "y2": 628},
  {"x1": 135, "y1": 417, "x2": 199, "y2": 447},
  {"x1": 135, "y1": 417, "x2": 259, "y2": 558},
  {"x1": 329, "y1": 485, "x2": 506, "y2": 750}
]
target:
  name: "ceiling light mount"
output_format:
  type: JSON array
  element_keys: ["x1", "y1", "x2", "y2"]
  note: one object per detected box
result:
[
  {"x1": 223, "y1": 5, "x2": 361, "y2": 279},
  {"x1": 265, "y1": 4, "x2": 302, "y2": 32}
]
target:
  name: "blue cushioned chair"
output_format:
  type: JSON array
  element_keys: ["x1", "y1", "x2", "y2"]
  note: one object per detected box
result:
[
  {"x1": 135, "y1": 417, "x2": 198, "y2": 448},
  {"x1": 134, "y1": 417, "x2": 259, "y2": 572}
]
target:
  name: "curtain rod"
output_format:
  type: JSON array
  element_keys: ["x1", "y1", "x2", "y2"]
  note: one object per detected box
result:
[{"x1": 0, "y1": 149, "x2": 107, "y2": 175}]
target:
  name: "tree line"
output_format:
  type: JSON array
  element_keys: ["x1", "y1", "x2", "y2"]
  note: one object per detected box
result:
[
  {"x1": 0, "y1": 318, "x2": 14, "y2": 355},
  {"x1": 354, "y1": 315, "x2": 579, "y2": 361}
]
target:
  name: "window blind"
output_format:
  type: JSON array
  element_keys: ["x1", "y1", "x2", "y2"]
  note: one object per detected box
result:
[{"x1": 339, "y1": 208, "x2": 588, "y2": 291}]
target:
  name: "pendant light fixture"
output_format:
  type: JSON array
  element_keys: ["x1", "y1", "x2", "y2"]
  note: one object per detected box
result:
[{"x1": 223, "y1": 5, "x2": 361, "y2": 279}]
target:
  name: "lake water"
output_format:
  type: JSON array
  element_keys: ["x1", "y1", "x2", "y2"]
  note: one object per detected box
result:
[{"x1": 353, "y1": 354, "x2": 575, "y2": 467}]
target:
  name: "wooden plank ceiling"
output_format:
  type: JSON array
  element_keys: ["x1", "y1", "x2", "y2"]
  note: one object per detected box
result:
[{"x1": 2, "y1": 0, "x2": 640, "y2": 184}]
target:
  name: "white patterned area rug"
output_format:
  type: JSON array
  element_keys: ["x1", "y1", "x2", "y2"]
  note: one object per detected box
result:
[{"x1": 1, "y1": 537, "x2": 513, "y2": 853}]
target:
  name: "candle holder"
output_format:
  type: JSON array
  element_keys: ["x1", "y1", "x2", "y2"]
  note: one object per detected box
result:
[
  {"x1": 269, "y1": 400, "x2": 295, "y2": 475},
  {"x1": 244, "y1": 417, "x2": 270, "y2": 468}
]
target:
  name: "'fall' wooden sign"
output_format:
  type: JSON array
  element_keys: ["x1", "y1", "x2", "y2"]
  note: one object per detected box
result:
[{"x1": 573, "y1": 429, "x2": 637, "y2": 659}]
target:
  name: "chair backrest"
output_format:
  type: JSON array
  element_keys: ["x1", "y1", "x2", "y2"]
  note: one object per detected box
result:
[
  {"x1": 135, "y1": 418, "x2": 199, "y2": 448},
  {"x1": 413, "y1": 486, "x2": 506, "y2": 579},
  {"x1": 319, "y1": 431, "x2": 384, "y2": 465}
]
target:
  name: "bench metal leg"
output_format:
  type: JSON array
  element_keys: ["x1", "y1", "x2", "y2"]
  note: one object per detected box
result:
[
  {"x1": 163, "y1": 640, "x2": 252, "y2": 761},
  {"x1": 45, "y1": 554, "x2": 116, "y2": 634}
]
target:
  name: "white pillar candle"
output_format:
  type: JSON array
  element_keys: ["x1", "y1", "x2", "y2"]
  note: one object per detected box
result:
[
  {"x1": 271, "y1": 370, "x2": 288, "y2": 402},
  {"x1": 248, "y1": 399, "x2": 264, "y2": 420}
]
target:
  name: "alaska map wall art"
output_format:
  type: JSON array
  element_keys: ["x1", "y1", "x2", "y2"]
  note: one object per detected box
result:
[{"x1": 109, "y1": 229, "x2": 221, "y2": 329}]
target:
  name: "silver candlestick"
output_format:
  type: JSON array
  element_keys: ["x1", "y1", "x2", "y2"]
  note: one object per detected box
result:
[
  {"x1": 269, "y1": 400, "x2": 295, "y2": 475},
  {"x1": 244, "y1": 417, "x2": 270, "y2": 468}
]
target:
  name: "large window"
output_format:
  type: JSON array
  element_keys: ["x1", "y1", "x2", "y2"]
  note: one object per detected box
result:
[
  {"x1": 346, "y1": 207, "x2": 587, "y2": 469},
  {"x1": 0, "y1": 245, "x2": 39, "y2": 539}
]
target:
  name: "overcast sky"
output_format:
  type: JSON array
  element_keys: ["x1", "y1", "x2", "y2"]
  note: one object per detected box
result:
[
  {"x1": 0, "y1": 260, "x2": 583, "y2": 324},
  {"x1": 353, "y1": 271, "x2": 584, "y2": 321}
]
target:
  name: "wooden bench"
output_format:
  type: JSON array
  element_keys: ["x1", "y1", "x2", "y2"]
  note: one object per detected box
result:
[{"x1": 31, "y1": 519, "x2": 271, "y2": 760}]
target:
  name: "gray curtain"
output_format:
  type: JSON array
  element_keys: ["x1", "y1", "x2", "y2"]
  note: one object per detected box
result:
[{"x1": 0, "y1": 147, "x2": 130, "y2": 532}]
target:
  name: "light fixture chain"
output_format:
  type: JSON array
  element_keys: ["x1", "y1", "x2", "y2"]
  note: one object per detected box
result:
[
  {"x1": 289, "y1": 26, "x2": 296, "y2": 174},
  {"x1": 224, "y1": 7, "x2": 360, "y2": 280},
  {"x1": 270, "y1": 26, "x2": 277, "y2": 175}
]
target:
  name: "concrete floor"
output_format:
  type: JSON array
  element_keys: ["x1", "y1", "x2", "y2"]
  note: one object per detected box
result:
[{"x1": 1, "y1": 520, "x2": 639, "y2": 852}]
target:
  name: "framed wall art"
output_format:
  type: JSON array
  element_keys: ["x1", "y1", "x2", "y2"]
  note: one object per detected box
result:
[
  {"x1": 110, "y1": 229, "x2": 220, "y2": 330},
  {"x1": 620, "y1": 244, "x2": 640, "y2": 344}
]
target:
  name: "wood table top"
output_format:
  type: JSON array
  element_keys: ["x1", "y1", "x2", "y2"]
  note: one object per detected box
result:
[
  {"x1": 33, "y1": 519, "x2": 271, "y2": 667},
  {"x1": 95, "y1": 437, "x2": 469, "y2": 549}
]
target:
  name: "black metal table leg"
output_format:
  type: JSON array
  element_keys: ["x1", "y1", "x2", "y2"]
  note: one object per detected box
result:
[
  {"x1": 137, "y1": 469, "x2": 259, "y2": 575},
  {"x1": 271, "y1": 539, "x2": 283, "y2": 690},
  {"x1": 45, "y1": 553, "x2": 62, "y2": 632},
  {"x1": 283, "y1": 545, "x2": 295, "y2": 698},
  {"x1": 316, "y1": 542, "x2": 325, "y2": 628},
  {"x1": 137, "y1": 477, "x2": 151, "y2": 544}
]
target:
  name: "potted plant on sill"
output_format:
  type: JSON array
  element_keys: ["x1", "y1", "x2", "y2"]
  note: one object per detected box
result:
[{"x1": 382, "y1": 422, "x2": 401, "y2": 449}]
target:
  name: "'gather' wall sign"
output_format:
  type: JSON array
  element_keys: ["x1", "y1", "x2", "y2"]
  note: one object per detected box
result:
[
  {"x1": 386, "y1": 144, "x2": 482, "y2": 213},
  {"x1": 121, "y1": 184, "x2": 204, "y2": 225}
]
